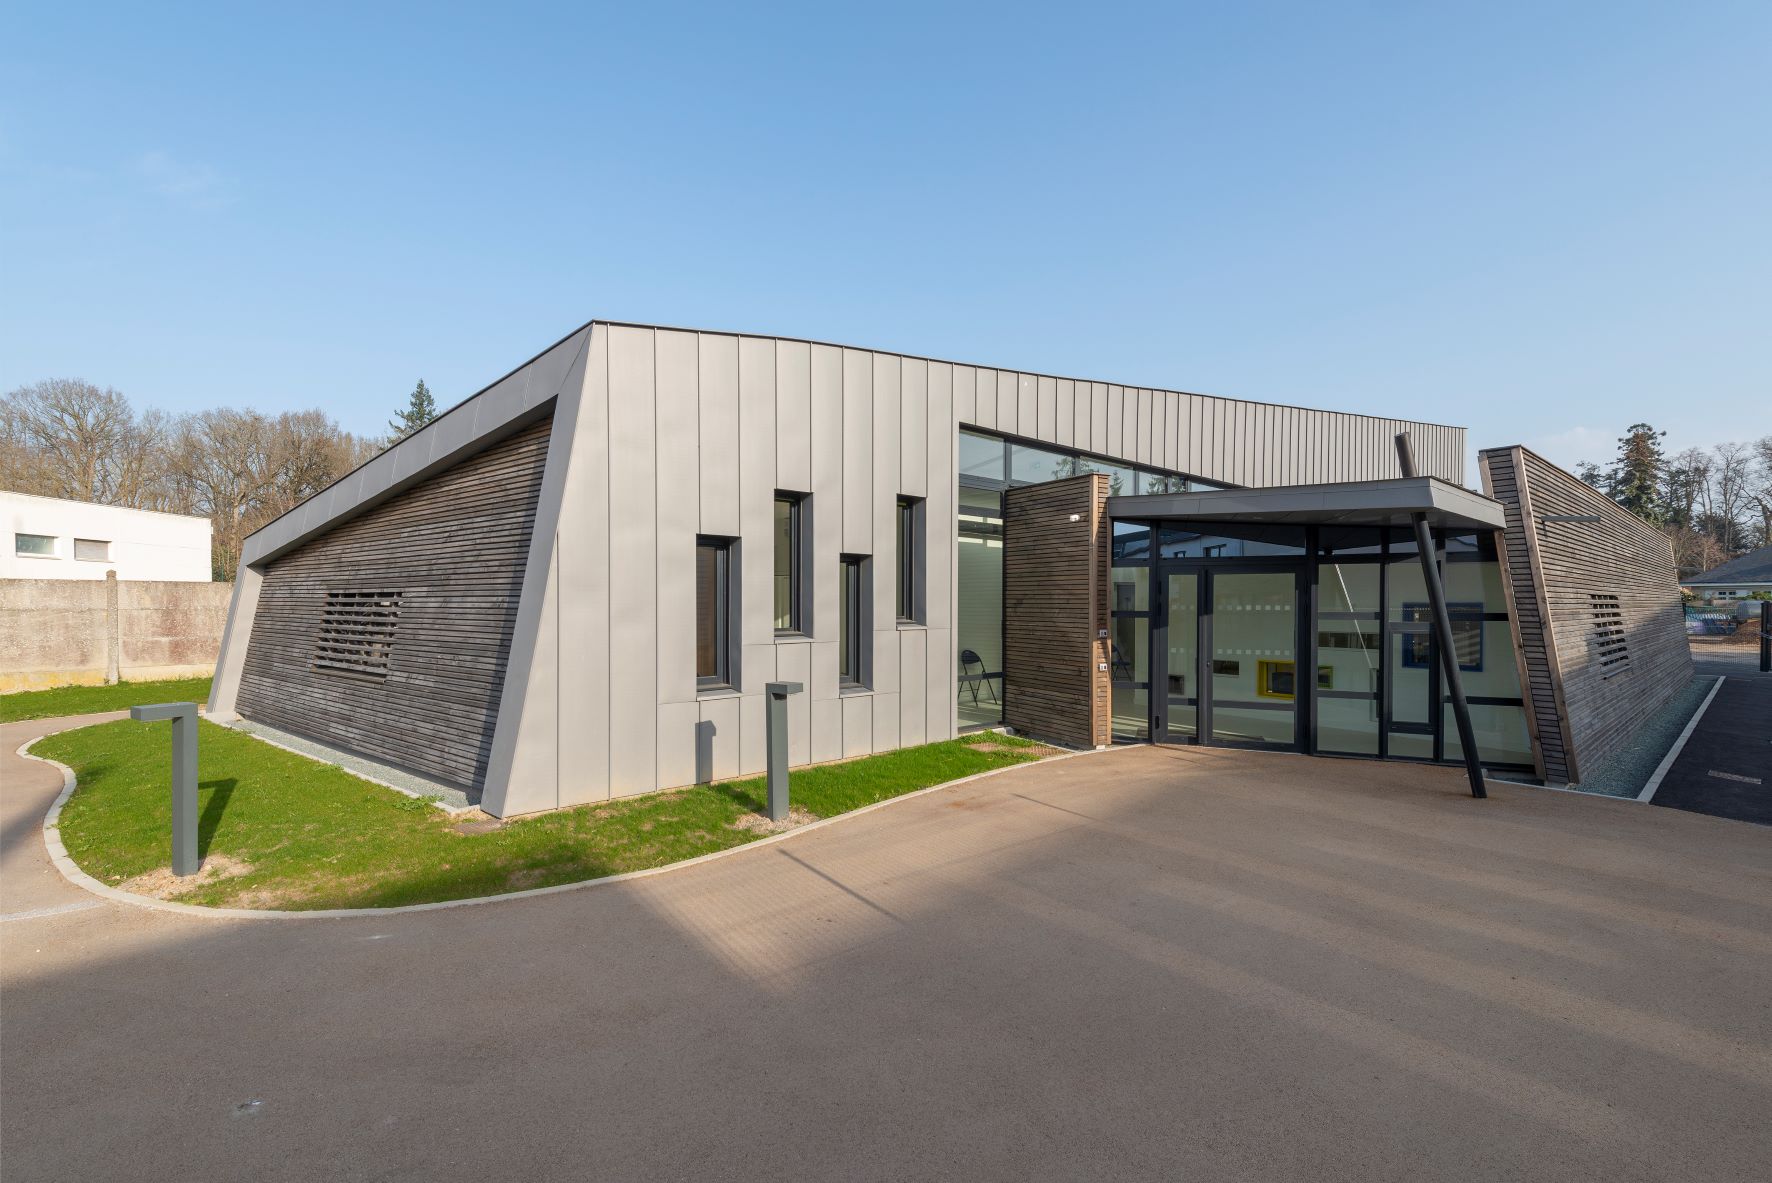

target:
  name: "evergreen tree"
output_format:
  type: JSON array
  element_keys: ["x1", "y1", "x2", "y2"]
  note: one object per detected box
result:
[
  {"x1": 1608, "y1": 423, "x2": 1667, "y2": 524},
  {"x1": 388, "y1": 379, "x2": 438, "y2": 439}
]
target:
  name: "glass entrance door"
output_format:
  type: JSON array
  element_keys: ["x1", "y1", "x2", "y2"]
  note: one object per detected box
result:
[
  {"x1": 1387, "y1": 625, "x2": 1438, "y2": 759},
  {"x1": 1152, "y1": 565, "x2": 1303, "y2": 749},
  {"x1": 1159, "y1": 571, "x2": 1199, "y2": 740},
  {"x1": 1207, "y1": 569, "x2": 1301, "y2": 747}
]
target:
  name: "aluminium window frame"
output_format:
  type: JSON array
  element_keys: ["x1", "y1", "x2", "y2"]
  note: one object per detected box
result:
[
  {"x1": 696, "y1": 535, "x2": 736, "y2": 691},
  {"x1": 838, "y1": 553, "x2": 871, "y2": 689},
  {"x1": 772, "y1": 491, "x2": 810, "y2": 636},
  {"x1": 895, "y1": 496, "x2": 925, "y2": 624}
]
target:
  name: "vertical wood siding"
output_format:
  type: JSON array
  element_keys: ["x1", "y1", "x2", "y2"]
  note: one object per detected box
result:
[
  {"x1": 1480, "y1": 446, "x2": 1692, "y2": 783},
  {"x1": 236, "y1": 417, "x2": 553, "y2": 791}
]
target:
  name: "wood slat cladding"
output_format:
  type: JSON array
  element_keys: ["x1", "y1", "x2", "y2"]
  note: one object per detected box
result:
[
  {"x1": 237, "y1": 417, "x2": 553, "y2": 790},
  {"x1": 1479, "y1": 446, "x2": 1691, "y2": 783},
  {"x1": 1002, "y1": 475, "x2": 1110, "y2": 748}
]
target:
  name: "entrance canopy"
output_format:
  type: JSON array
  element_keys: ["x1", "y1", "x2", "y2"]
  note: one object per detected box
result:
[{"x1": 1106, "y1": 476, "x2": 1505, "y2": 532}]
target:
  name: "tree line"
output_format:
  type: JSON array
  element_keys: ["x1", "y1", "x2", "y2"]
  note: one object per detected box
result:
[
  {"x1": 1575, "y1": 424, "x2": 1772, "y2": 576},
  {"x1": 1, "y1": 379, "x2": 438, "y2": 580}
]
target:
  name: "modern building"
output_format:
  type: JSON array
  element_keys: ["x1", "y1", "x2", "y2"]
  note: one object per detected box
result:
[
  {"x1": 207, "y1": 321, "x2": 1688, "y2": 813},
  {"x1": 2, "y1": 492, "x2": 212, "y2": 582},
  {"x1": 1684, "y1": 545, "x2": 1772, "y2": 604}
]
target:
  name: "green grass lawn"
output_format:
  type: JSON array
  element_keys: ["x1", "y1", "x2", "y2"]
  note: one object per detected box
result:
[
  {"x1": 34, "y1": 720, "x2": 1052, "y2": 910},
  {"x1": 1, "y1": 677, "x2": 213, "y2": 724}
]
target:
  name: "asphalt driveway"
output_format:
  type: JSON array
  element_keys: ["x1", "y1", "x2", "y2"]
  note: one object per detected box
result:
[{"x1": 3, "y1": 719, "x2": 1769, "y2": 1181}]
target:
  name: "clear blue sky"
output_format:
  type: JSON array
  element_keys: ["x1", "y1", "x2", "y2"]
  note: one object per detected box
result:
[{"x1": 3, "y1": 1, "x2": 1767, "y2": 479}]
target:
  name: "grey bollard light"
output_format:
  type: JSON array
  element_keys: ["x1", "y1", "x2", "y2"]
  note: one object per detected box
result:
[
  {"x1": 764, "y1": 682, "x2": 804, "y2": 822},
  {"x1": 129, "y1": 702, "x2": 201, "y2": 876}
]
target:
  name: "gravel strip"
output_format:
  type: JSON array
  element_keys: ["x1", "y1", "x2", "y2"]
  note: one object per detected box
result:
[
  {"x1": 1560, "y1": 675, "x2": 1720, "y2": 799},
  {"x1": 228, "y1": 719, "x2": 474, "y2": 811}
]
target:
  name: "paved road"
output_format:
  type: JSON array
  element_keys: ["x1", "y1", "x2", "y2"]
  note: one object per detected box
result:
[
  {"x1": 1651, "y1": 676, "x2": 1772, "y2": 825},
  {"x1": 4, "y1": 717, "x2": 1770, "y2": 1181}
]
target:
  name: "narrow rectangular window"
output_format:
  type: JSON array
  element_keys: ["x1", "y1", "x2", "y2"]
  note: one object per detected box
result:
[
  {"x1": 696, "y1": 538, "x2": 733, "y2": 688},
  {"x1": 74, "y1": 538, "x2": 111, "y2": 562},
  {"x1": 773, "y1": 494, "x2": 804, "y2": 633},
  {"x1": 839, "y1": 555, "x2": 867, "y2": 688},
  {"x1": 14, "y1": 533, "x2": 55, "y2": 557},
  {"x1": 896, "y1": 497, "x2": 921, "y2": 622}
]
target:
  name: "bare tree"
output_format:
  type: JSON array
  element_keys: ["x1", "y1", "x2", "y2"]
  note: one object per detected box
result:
[
  {"x1": 0, "y1": 379, "x2": 166, "y2": 503},
  {"x1": 1663, "y1": 447, "x2": 1712, "y2": 529},
  {"x1": 1712, "y1": 441, "x2": 1753, "y2": 555},
  {"x1": 1750, "y1": 435, "x2": 1772, "y2": 548}
]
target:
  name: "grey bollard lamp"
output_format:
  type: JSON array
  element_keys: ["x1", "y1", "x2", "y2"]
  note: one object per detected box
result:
[
  {"x1": 129, "y1": 702, "x2": 201, "y2": 876},
  {"x1": 764, "y1": 682, "x2": 803, "y2": 822}
]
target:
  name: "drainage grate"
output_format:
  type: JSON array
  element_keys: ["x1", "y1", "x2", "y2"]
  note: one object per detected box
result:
[
  {"x1": 314, "y1": 590, "x2": 403, "y2": 677},
  {"x1": 1589, "y1": 592, "x2": 1630, "y2": 677}
]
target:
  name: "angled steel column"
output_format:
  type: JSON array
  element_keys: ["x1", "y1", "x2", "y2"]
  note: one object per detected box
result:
[{"x1": 1395, "y1": 434, "x2": 1487, "y2": 799}]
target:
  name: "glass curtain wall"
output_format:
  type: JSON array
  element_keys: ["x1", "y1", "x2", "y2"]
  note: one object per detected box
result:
[
  {"x1": 1110, "y1": 521, "x2": 1534, "y2": 771},
  {"x1": 959, "y1": 428, "x2": 1216, "y2": 731}
]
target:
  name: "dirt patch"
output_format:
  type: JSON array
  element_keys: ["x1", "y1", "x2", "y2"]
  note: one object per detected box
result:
[
  {"x1": 730, "y1": 806, "x2": 819, "y2": 836},
  {"x1": 452, "y1": 814, "x2": 504, "y2": 836},
  {"x1": 119, "y1": 854, "x2": 255, "y2": 900}
]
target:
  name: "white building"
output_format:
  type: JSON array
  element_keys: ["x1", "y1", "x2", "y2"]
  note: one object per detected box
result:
[{"x1": 2, "y1": 491, "x2": 212, "y2": 582}]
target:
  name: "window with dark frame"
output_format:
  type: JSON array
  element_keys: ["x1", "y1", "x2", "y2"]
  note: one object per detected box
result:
[
  {"x1": 839, "y1": 555, "x2": 867, "y2": 688},
  {"x1": 696, "y1": 537, "x2": 733, "y2": 689},
  {"x1": 896, "y1": 497, "x2": 921, "y2": 622},
  {"x1": 773, "y1": 494, "x2": 805, "y2": 633}
]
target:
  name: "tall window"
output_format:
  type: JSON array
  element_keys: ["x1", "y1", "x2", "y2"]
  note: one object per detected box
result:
[
  {"x1": 696, "y1": 538, "x2": 732, "y2": 689},
  {"x1": 839, "y1": 555, "x2": 867, "y2": 688},
  {"x1": 773, "y1": 493, "x2": 804, "y2": 633},
  {"x1": 896, "y1": 497, "x2": 921, "y2": 622}
]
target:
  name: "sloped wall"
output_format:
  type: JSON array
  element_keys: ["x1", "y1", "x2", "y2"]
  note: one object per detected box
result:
[
  {"x1": 1479, "y1": 446, "x2": 1691, "y2": 783},
  {"x1": 235, "y1": 417, "x2": 552, "y2": 791}
]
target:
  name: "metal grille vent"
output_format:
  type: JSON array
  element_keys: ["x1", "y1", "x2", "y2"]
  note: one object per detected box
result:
[
  {"x1": 314, "y1": 590, "x2": 403, "y2": 677},
  {"x1": 1589, "y1": 593, "x2": 1629, "y2": 677}
]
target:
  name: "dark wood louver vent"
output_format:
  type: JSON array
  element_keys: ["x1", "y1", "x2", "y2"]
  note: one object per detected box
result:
[
  {"x1": 314, "y1": 590, "x2": 403, "y2": 677},
  {"x1": 1589, "y1": 592, "x2": 1630, "y2": 677}
]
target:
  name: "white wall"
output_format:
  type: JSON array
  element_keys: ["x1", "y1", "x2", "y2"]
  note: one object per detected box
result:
[{"x1": 1, "y1": 492, "x2": 212, "y2": 582}]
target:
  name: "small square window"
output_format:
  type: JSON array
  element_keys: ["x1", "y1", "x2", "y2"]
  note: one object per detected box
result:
[
  {"x1": 74, "y1": 538, "x2": 111, "y2": 562},
  {"x1": 15, "y1": 533, "x2": 56, "y2": 557}
]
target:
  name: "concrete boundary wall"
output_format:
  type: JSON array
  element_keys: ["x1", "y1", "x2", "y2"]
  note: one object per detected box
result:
[{"x1": 0, "y1": 576, "x2": 231, "y2": 693}]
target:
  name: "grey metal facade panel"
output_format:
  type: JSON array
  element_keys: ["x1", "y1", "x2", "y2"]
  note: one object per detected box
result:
[{"x1": 606, "y1": 324, "x2": 659, "y2": 797}]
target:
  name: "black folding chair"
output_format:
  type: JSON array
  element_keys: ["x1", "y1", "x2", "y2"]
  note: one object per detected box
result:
[{"x1": 959, "y1": 649, "x2": 998, "y2": 706}]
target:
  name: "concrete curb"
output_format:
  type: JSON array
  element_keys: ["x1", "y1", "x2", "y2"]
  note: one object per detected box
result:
[{"x1": 21, "y1": 719, "x2": 1117, "y2": 921}]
